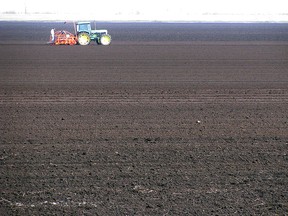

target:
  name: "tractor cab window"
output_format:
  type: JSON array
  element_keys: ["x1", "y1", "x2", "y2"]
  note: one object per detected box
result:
[{"x1": 77, "y1": 23, "x2": 91, "y2": 32}]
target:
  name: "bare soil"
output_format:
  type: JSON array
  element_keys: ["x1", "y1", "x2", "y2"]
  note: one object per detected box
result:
[{"x1": 0, "y1": 22, "x2": 288, "y2": 215}]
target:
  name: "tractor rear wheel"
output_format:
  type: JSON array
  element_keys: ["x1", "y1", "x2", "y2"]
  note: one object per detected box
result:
[
  {"x1": 100, "y1": 34, "x2": 111, "y2": 45},
  {"x1": 78, "y1": 32, "x2": 91, "y2": 45}
]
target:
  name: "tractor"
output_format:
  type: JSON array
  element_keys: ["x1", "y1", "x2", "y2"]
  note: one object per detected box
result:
[
  {"x1": 75, "y1": 22, "x2": 111, "y2": 46},
  {"x1": 48, "y1": 21, "x2": 111, "y2": 46}
]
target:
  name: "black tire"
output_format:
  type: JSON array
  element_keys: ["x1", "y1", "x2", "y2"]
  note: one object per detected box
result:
[
  {"x1": 78, "y1": 32, "x2": 91, "y2": 45},
  {"x1": 100, "y1": 34, "x2": 111, "y2": 45}
]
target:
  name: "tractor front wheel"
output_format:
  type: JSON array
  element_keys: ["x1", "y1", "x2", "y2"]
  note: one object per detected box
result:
[
  {"x1": 100, "y1": 34, "x2": 111, "y2": 46},
  {"x1": 78, "y1": 32, "x2": 91, "y2": 45}
]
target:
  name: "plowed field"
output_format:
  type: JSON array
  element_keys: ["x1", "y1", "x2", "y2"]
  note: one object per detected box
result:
[{"x1": 0, "y1": 22, "x2": 288, "y2": 215}]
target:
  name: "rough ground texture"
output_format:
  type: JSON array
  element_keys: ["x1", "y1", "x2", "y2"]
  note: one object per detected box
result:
[{"x1": 0, "y1": 22, "x2": 288, "y2": 215}]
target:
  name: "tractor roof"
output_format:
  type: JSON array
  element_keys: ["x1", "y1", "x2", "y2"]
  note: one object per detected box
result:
[{"x1": 77, "y1": 22, "x2": 91, "y2": 25}]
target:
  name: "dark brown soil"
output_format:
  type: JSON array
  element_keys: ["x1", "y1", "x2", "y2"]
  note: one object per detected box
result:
[{"x1": 0, "y1": 22, "x2": 288, "y2": 215}]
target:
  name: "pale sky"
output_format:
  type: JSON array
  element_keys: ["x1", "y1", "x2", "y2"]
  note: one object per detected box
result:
[{"x1": 1, "y1": 0, "x2": 287, "y2": 21}]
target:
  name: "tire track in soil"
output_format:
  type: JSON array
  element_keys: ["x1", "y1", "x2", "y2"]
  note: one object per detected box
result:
[{"x1": 1, "y1": 90, "x2": 288, "y2": 104}]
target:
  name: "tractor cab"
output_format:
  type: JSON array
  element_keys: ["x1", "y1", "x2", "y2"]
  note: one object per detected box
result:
[
  {"x1": 75, "y1": 22, "x2": 111, "y2": 45},
  {"x1": 76, "y1": 22, "x2": 92, "y2": 33}
]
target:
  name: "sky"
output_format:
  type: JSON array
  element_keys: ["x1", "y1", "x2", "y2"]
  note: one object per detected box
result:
[{"x1": 0, "y1": 0, "x2": 287, "y2": 21}]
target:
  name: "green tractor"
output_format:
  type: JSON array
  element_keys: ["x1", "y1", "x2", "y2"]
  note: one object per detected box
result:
[{"x1": 75, "y1": 22, "x2": 111, "y2": 46}]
